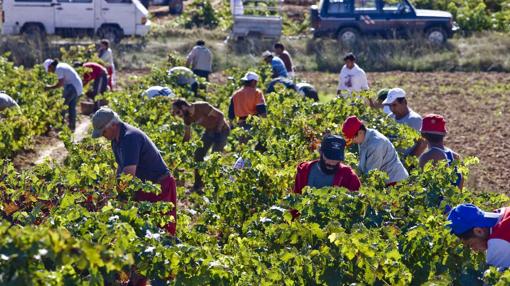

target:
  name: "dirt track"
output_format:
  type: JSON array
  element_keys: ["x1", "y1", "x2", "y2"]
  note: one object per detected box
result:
[{"x1": 300, "y1": 71, "x2": 510, "y2": 193}]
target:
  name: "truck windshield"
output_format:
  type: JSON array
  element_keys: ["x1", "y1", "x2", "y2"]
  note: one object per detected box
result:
[{"x1": 382, "y1": 0, "x2": 412, "y2": 13}]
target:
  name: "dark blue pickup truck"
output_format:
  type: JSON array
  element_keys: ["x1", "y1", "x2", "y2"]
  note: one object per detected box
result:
[{"x1": 310, "y1": 0, "x2": 459, "y2": 43}]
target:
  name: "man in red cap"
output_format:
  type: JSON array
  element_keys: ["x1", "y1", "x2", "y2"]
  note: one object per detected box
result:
[
  {"x1": 419, "y1": 114, "x2": 463, "y2": 189},
  {"x1": 342, "y1": 116, "x2": 408, "y2": 185}
]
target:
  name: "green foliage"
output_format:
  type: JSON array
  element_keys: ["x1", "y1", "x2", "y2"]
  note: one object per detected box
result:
[
  {"x1": 2, "y1": 55, "x2": 510, "y2": 285},
  {"x1": 181, "y1": 0, "x2": 219, "y2": 29}
]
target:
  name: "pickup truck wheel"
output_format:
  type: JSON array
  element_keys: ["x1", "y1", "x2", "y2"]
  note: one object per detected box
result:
[
  {"x1": 22, "y1": 24, "x2": 46, "y2": 39},
  {"x1": 337, "y1": 28, "x2": 359, "y2": 44},
  {"x1": 426, "y1": 27, "x2": 446, "y2": 44},
  {"x1": 97, "y1": 26, "x2": 122, "y2": 44}
]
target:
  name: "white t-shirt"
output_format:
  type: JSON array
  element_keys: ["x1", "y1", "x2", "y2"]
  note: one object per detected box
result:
[
  {"x1": 337, "y1": 63, "x2": 369, "y2": 95},
  {"x1": 0, "y1": 93, "x2": 19, "y2": 110},
  {"x1": 143, "y1": 86, "x2": 175, "y2": 99},
  {"x1": 56, "y1": 63, "x2": 83, "y2": 95},
  {"x1": 100, "y1": 48, "x2": 115, "y2": 68}
]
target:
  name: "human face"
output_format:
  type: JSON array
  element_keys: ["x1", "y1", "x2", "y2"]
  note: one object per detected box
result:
[
  {"x1": 102, "y1": 123, "x2": 117, "y2": 141},
  {"x1": 349, "y1": 130, "x2": 365, "y2": 145},
  {"x1": 460, "y1": 228, "x2": 489, "y2": 253},
  {"x1": 172, "y1": 106, "x2": 185, "y2": 118},
  {"x1": 274, "y1": 47, "x2": 283, "y2": 55},
  {"x1": 48, "y1": 65, "x2": 56, "y2": 73},
  {"x1": 345, "y1": 59, "x2": 355, "y2": 69},
  {"x1": 388, "y1": 100, "x2": 407, "y2": 118},
  {"x1": 319, "y1": 153, "x2": 341, "y2": 174}
]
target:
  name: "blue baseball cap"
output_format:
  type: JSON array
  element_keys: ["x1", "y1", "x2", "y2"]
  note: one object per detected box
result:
[
  {"x1": 320, "y1": 135, "x2": 345, "y2": 161},
  {"x1": 447, "y1": 204, "x2": 500, "y2": 235}
]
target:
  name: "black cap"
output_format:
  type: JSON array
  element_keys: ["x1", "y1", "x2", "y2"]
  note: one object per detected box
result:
[{"x1": 320, "y1": 135, "x2": 346, "y2": 161}]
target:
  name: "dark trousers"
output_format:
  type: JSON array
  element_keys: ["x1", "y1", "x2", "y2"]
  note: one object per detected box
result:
[
  {"x1": 62, "y1": 84, "x2": 79, "y2": 131},
  {"x1": 193, "y1": 128, "x2": 230, "y2": 187},
  {"x1": 88, "y1": 72, "x2": 108, "y2": 100},
  {"x1": 192, "y1": 69, "x2": 210, "y2": 81}
]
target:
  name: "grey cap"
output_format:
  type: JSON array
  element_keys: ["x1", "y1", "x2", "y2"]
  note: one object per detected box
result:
[{"x1": 91, "y1": 107, "x2": 119, "y2": 138}]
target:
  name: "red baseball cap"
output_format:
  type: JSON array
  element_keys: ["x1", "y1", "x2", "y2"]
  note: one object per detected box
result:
[
  {"x1": 421, "y1": 114, "x2": 447, "y2": 135},
  {"x1": 342, "y1": 116, "x2": 363, "y2": 141}
]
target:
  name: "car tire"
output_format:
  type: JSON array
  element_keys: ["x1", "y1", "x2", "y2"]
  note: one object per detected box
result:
[
  {"x1": 97, "y1": 26, "x2": 123, "y2": 44},
  {"x1": 21, "y1": 24, "x2": 46, "y2": 39},
  {"x1": 426, "y1": 27, "x2": 447, "y2": 44},
  {"x1": 337, "y1": 27, "x2": 359, "y2": 44}
]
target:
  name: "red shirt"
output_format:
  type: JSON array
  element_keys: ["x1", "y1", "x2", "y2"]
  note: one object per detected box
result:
[
  {"x1": 82, "y1": 62, "x2": 107, "y2": 86},
  {"x1": 293, "y1": 159, "x2": 361, "y2": 194}
]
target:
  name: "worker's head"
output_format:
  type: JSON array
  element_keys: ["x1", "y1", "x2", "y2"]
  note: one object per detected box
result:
[
  {"x1": 99, "y1": 39, "x2": 110, "y2": 50},
  {"x1": 448, "y1": 204, "x2": 500, "y2": 252},
  {"x1": 262, "y1": 51, "x2": 273, "y2": 64},
  {"x1": 43, "y1": 58, "x2": 58, "y2": 73},
  {"x1": 376, "y1": 88, "x2": 389, "y2": 105},
  {"x1": 172, "y1": 98, "x2": 192, "y2": 118},
  {"x1": 383, "y1": 88, "x2": 408, "y2": 117},
  {"x1": 273, "y1": 43, "x2": 285, "y2": 55},
  {"x1": 196, "y1": 40, "x2": 205, "y2": 46},
  {"x1": 343, "y1": 53, "x2": 356, "y2": 69},
  {"x1": 319, "y1": 135, "x2": 346, "y2": 174},
  {"x1": 91, "y1": 107, "x2": 121, "y2": 141},
  {"x1": 421, "y1": 114, "x2": 447, "y2": 144},
  {"x1": 241, "y1": 72, "x2": 259, "y2": 88},
  {"x1": 73, "y1": 61, "x2": 84, "y2": 68},
  {"x1": 342, "y1": 116, "x2": 366, "y2": 146}
]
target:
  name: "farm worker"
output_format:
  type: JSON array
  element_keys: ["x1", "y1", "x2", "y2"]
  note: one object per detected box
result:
[
  {"x1": 293, "y1": 134, "x2": 361, "y2": 194},
  {"x1": 419, "y1": 114, "x2": 464, "y2": 189},
  {"x1": 383, "y1": 87, "x2": 427, "y2": 157},
  {"x1": 295, "y1": 82, "x2": 319, "y2": 102},
  {"x1": 447, "y1": 203, "x2": 510, "y2": 268},
  {"x1": 274, "y1": 43, "x2": 294, "y2": 78},
  {"x1": 368, "y1": 88, "x2": 392, "y2": 115},
  {"x1": 266, "y1": 77, "x2": 295, "y2": 93},
  {"x1": 43, "y1": 58, "x2": 83, "y2": 131},
  {"x1": 91, "y1": 107, "x2": 177, "y2": 236},
  {"x1": 142, "y1": 86, "x2": 176, "y2": 99},
  {"x1": 336, "y1": 53, "x2": 369, "y2": 98},
  {"x1": 262, "y1": 51, "x2": 288, "y2": 78},
  {"x1": 342, "y1": 115, "x2": 409, "y2": 185},
  {"x1": 228, "y1": 72, "x2": 267, "y2": 129},
  {"x1": 97, "y1": 39, "x2": 115, "y2": 90},
  {"x1": 186, "y1": 40, "x2": 213, "y2": 81},
  {"x1": 172, "y1": 99, "x2": 230, "y2": 191},
  {"x1": 0, "y1": 92, "x2": 20, "y2": 111},
  {"x1": 168, "y1": 66, "x2": 199, "y2": 95},
  {"x1": 74, "y1": 62, "x2": 108, "y2": 104}
]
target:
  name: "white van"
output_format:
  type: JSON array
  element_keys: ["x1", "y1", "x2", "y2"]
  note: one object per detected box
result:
[{"x1": 1, "y1": 0, "x2": 151, "y2": 43}]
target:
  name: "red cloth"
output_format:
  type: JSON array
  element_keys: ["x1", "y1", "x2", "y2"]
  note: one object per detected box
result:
[
  {"x1": 82, "y1": 62, "x2": 107, "y2": 86},
  {"x1": 293, "y1": 159, "x2": 361, "y2": 194},
  {"x1": 421, "y1": 114, "x2": 447, "y2": 135},
  {"x1": 134, "y1": 175, "x2": 177, "y2": 235}
]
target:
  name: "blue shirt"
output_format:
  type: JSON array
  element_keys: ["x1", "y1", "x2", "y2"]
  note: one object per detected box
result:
[
  {"x1": 271, "y1": 57, "x2": 288, "y2": 78},
  {"x1": 112, "y1": 122, "x2": 170, "y2": 183}
]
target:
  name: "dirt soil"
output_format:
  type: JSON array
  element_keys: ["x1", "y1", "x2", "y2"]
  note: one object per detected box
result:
[{"x1": 299, "y1": 71, "x2": 510, "y2": 193}]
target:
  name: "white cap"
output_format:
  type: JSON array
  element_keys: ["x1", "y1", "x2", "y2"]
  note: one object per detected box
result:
[
  {"x1": 241, "y1": 72, "x2": 259, "y2": 82},
  {"x1": 382, "y1": 88, "x2": 406, "y2": 105},
  {"x1": 261, "y1": 50, "x2": 273, "y2": 58},
  {"x1": 43, "y1": 59, "x2": 54, "y2": 72},
  {"x1": 143, "y1": 86, "x2": 175, "y2": 99}
]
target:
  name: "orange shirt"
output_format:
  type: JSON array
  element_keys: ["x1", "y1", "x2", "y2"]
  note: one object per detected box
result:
[{"x1": 231, "y1": 86, "x2": 265, "y2": 118}]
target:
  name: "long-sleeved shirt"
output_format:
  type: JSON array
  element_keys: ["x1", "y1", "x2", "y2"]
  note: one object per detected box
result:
[
  {"x1": 186, "y1": 46, "x2": 213, "y2": 72},
  {"x1": 358, "y1": 129, "x2": 409, "y2": 183},
  {"x1": 337, "y1": 63, "x2": 369, "y2": 95},
  {"x1": 271, "y1": 57, "x2": 288, "y2": 78}
]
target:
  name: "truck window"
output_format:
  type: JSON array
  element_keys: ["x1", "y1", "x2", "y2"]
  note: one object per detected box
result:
[
  {"x1": 14, "y1": 0, "x2": 51, "y2": 2},
  {"x1": 58, "y1": 0, "x2": 92, "y2": 2},
  {"x1": 105, "y1": 0, "x2": 132, "y2": 3},
  {"x1": 327, "y1": 0, "x2": 350, "y2": 14},
  {"x1": 354, "y1": 0, "x2": 376, "y2": 11}
]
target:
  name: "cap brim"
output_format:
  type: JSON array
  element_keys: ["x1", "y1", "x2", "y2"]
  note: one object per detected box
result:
[
  {"x1": 323, "y1": 150, "x2": 344, "y2": 161},
  {"x1": 91, "y1": 129, "x2": 103, "y2": 138},
  {"x1": 382, "y1": 98, "x2": 394, "y2": 105},
  {"x1": 480, "y1": 212, "x2": 500, "y2": 227}
]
